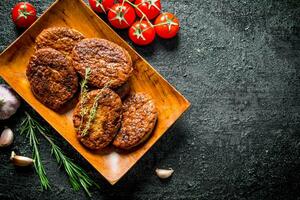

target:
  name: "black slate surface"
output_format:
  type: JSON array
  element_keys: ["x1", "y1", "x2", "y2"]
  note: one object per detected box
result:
[{"x1": 1, "y1": 0, "x2": 300, "y2": 199}]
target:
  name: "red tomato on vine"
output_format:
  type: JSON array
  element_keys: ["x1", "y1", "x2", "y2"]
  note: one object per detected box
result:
[
  {"x1": 154, "y1": 12, "x2": 180, "y2": 39},
  {"x1": 89, "y1": 0, "x2": 114, "y2": 13},
  {"x1": 108, "y1": 3, "x2": 136, "y2": 29},
  {"x1": 118, "y1": 0, "x2": 135, "y2": 2},
  {"x1": 129, "y1": 21, "x2": 155, "y2": 45},
  {"x1": 135, "y1": 0, "x2": 161, "y2": 20}
]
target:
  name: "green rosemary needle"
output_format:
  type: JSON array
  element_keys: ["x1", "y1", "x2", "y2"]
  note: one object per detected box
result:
[{"x1": 20, "y1": 112, "x2": 99, "y2": 196}]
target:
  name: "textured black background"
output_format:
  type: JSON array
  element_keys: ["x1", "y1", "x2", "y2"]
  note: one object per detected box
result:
[{"x1": 1, "y1": 0, "x2": 300, "y2": 199}]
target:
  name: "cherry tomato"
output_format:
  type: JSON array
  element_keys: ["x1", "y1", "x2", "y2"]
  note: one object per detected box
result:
[
  {"x1": 118, "y1": 0, "x2": 135, "y2": 2},
  {"x1": 135, "y1": 0, "x2": 161, "y2": 20},
  {"x1": 11, "y1": 2, "x2": 37, "y2": 28},
  {"x1": 88, "y1": 0, "x2": 114, "y2": 13},
  {"x1": 108, "y1": 3, "x2": 136, "y2": 29},
  {"x1": 129, "y1": 21, "x2": 155, "y2": 46},
  {"x1": 154, "y1": 12, "x2": 179, "y2": 39}
]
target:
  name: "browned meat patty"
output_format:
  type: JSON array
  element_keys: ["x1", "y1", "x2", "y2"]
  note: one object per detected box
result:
[
  {"x1": 26, "y1": 48, "x2": 78, "y2": 110},
  {"x1": 73, "y1": 88, "x2": 122, "y2": 150},
  {"x1": 35, "y1": 27, "x2": 85, "y2": 56},
  {"x1": 71, "y1": 38, "x2": 133, "y2": 89},
  {"x1": 113, "y1": 93, "x2": 158, "y2": 149}
]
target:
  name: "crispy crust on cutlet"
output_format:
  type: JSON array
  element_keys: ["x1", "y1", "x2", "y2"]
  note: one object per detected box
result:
[
  {"x1": 71, "y1": 38, "x2": 133, "y2": 89},
  {"x1": 36, "y1": 27, "x2": 85, "y2": 56},
  {"x1": 73, "y1": 88, "x2": 122, "y2": 150},
  {"x1": 26, "y1": 48, "x2": 78, "y2": 110},
  {"x1": 113, "y1": 93, "x2": 157, "y2": 149}
]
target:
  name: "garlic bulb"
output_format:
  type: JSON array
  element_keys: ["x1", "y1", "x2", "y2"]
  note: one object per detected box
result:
[
  {"x1": 0, "y1": 127, "x2": 14, "y2": 147},
  {"x1": 0, "y1": 84, "x2": 20, "y2": 120},
  {"x1": 10, "y1": 151, "x2": 34, "y2": 167},
  {"x1": 155, "y1": 168, "x2": 174, "y2": 179}
]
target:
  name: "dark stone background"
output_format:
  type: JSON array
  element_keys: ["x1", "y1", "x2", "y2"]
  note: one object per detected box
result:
[{"x1": 1, "y1": 0, "x2": 300, "y2": 199}]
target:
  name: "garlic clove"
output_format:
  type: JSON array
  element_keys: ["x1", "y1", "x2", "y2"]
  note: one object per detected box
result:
[
  {"x1": 0, "y1": 84, "x2": 20, "y2": 120},
  {"x1": 155, "y1": 168, "x2": 174, "y2": 179},
  {"x1": 10, "y1": 151, "x2": 34, "y2": 167},
  {"x1": 0, "y1": 127, "x2": 14, "y2": 148}
]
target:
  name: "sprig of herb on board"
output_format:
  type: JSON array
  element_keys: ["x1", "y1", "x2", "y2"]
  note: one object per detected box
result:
[
  {"x1": 20, "y1": 112, "x2": 99, "y2": 196},
  {"x1": 78, "y1": 67, "x2": 91, "y2": 132},
  {"x1": 80, "y1": 91, "x2": 102, "y2": 137},
  {"x1": 80, "y1": 82, "x2": 112, "y2": 137}
]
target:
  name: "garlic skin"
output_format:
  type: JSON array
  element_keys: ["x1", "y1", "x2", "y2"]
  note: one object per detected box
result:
[
  {"x1": 0, "y1": 84, "x2": 20, "y2": 120},
  {"x1": 10, "y1": 151, "x2": 34, "y2": 167},
  {"x1": 155, "y1": 168, "x2": 174, "y2": 179},
  {"x1": 0, "y1": 128, "x2": 14, "y2": 147}
]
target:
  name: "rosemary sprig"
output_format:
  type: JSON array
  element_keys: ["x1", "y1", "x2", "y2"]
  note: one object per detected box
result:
[
  {"x1": 80, "y1": 91, "x2": 102, "y2": 137},
  {"x1": 80, "y1": 82, "x2": 112, "y2": 137},
  {"x1": 38, "y1": 127, "x2": 99, "y2": 196},
  {"x1": 20, "y1": 112, "x2": 50, "y2": 190},
  {"x1": 78, "y1": 67, "x2": 91, "y2": 132},
  {"x1": 20, "y1": 112, "x2": 99, "y2": 196}
]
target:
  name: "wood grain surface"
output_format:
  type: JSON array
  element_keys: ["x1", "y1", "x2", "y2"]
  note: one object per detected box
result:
[{"x1": 0, "y1": 0, "x2": 190, "y2": 185}]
